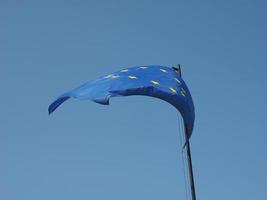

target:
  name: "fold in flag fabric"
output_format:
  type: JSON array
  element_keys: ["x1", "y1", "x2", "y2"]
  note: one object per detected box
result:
[{"x1": 48, "y1": 65, "x2": 195, "y2": 139}]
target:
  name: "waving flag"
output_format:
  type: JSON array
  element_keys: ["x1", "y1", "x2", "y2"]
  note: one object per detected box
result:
[{"x1": 48, "y1": 65, "x2": 195, "y2": 139}]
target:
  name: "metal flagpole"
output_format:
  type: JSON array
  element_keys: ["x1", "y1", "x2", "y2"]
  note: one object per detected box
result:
[
  {"x1": 173, "y1": 64, "x2": 196, "y2": 200},
  {"x1": 186, "y1": 141, "x2": 196, "y2": 200}
]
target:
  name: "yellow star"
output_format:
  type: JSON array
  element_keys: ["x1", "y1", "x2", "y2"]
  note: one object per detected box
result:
[
  {"x1": 128, "y1": 75, "x2": 137, "y2": 79},
  {"x1": 111, "y1": 75, "x2": 120, "y2": 79},
  {"x1": 150, "y1": 80, "x2": 160, "y2": 85},
  {"x1": 180, "y1": 91, "x2": 186, "y2": 97},
  {"x1": 181, "y1": 88, "x2": 186, "y2": 94},
  {"x1": 169, "y1": 87, "x2": 177, "y2": 93},
  {"x1": 121, "y1": 69, "x2": 129, "y2": 72},
  {"x1": 104, "y1": 74, "x2": 113, "y2": 79},
  {"x1": 160, "y1": 69, "x2": 167, "y2": 73},
  {"x1": 139, "y1": 66, "x2": 148, "y2": 69},
  {"x1": 174, "y1": 78, "x2": 181, "y2": 84}
]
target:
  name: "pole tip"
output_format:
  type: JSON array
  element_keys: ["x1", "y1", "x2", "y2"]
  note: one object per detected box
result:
[{"x1": 172, "y1": 64, "x2": 182, "y2": 76}]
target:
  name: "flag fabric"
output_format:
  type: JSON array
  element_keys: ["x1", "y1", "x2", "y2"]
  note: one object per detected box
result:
[{"x1": 48, "y1": 65, "x2": 195, "y2": 139}]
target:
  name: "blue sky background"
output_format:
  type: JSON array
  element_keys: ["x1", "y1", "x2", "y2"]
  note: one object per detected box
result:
[{"x1": 1, "y1": 0, "x2": 267, "y2": 199}]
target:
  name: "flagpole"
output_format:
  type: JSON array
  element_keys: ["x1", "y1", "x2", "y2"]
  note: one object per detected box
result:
[
  {"x1": 186, "y1": 141, "x2": 196, "y2": 200},
  {"x1": 174, "y1": 64, "x2": 196, "y2": 200}
]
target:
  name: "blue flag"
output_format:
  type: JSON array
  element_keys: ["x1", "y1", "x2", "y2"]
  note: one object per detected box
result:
[{"x1": 49, "y1": 65, "x2": 195, "y2": 139}]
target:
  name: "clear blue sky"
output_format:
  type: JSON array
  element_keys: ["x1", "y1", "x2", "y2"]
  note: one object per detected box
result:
[{"x1": 1, "y1": 0, "x2": 267, "y2": 199}]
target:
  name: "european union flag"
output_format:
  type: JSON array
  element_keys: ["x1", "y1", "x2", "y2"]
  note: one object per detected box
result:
[{"x1": 48, "y1": 65, "x2": 195, "y2": 139}]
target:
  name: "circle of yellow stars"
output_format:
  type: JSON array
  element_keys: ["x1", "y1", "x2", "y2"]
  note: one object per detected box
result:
[{"x1": 104, "y1": 67, "x2": 186, "y2": 97}]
